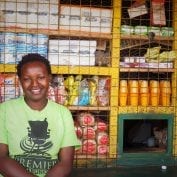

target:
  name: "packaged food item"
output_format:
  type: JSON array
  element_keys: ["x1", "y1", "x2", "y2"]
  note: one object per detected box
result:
[
  {"x1": 82, "y1": 139, "x2": 97, "y2": 155},
  {"x1": 134, "y1": 26, "x2": 148, "y2": 35},
  {"x1": 97, "y1": 145, "x2": 108, "y2": 155},
  {"x1": 121, "y1": 25, "x2": 134, "y2": 35},
  {"x1": 82, "y1": 127, "x2": 96, "y2": 140},
  {"x1": 96, "y1": 132, "x2": 109, "y2": 145},
  {"x1": 77, "y1": 112, "x2": 95, "y2": 127},
  {"x1": 161, "y1": 27, "x2": 174, "y2": 37},
  {"x1": 94, "y1": 119, "x2": 108, "y2": 132}
]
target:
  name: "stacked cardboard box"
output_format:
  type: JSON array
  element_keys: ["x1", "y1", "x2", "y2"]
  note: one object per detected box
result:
[
  {"x1": 59, "y1": 5, "x2": 112, "y2": 34},
  {"x1": 0, "y1": 0, "x2": 59, "y2": 29},
  {"x1": 48, "y1": 39, "x2": 97, "y2": 66}
]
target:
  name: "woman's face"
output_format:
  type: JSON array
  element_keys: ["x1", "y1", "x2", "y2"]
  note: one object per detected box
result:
[{"x1": 20, "y1": 61, "x2": 51, "y2": 104}]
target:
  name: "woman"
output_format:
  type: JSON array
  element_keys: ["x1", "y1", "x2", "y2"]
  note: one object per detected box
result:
[{"x1": 0, "y1": 53, "x2": 80, "y2": 177}]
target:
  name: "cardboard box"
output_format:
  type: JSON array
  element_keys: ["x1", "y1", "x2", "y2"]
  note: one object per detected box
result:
[
  {"x1": 59, "y1": 5, "x2": 112, "y2": 34},
  {"x1": 48, "y1": 53, "x2": 95, "y2": 66},
  {"x1": 0, "y1": 1, "x2": 59, "y2": 29},
  {"x1": 128, "y1": 4, "x2": 148, "y2": 19},
  {"x1": 48, "y1": 40, "x2": 97, "y2": 54}
]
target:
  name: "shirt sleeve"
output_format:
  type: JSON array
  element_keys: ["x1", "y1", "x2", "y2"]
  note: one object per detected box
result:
[
  {"x1": 0, "y1": 103, "x2": 8, "y2": 144},
  {"x1": 60, "y1": 106, "x2": 81, "y2": 149}
]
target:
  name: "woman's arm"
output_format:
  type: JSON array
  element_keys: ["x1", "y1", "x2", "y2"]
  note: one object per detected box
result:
[
  {"x1": 46, "y1": 146, "x2": 75, "y2": 177},
  {"x1": 0, "y1": 143, "x2": 36, "y2": 177}
]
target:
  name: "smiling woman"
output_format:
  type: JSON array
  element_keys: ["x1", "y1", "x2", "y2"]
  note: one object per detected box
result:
[
  {"x1": 17, "y1": 54, "x2": 51, "y2": 110},
  {"x1": 0, "y1": 53, "x2": 81, "y2": 177}
]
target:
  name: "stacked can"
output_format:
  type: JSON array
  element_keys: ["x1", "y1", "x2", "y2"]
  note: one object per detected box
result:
[
  {"x1": 119, "y1": 80, "x2": 128, "y2": 106},
  {"x1": 160, "y1": 80, "x2": 171, "y2": 106},
  {"x1": 139, "y1": 80, "x2": 149, "y2": 106},
  {"x1": 129, "y1": 80, "x2": 139, "y2": 106},
  {"x1": 150, "y1": 80, "x2": 160, "y2": 106}
]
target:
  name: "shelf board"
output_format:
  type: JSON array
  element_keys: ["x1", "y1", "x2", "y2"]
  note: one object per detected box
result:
[
  {"x1": 0, "y1": 27, "x2": 112, "y2": 39},
  {"x1": 51, "y1": 65, "x2": 112, "y2": 75},
  {"x1": 69, "y1": 106, "x2": 110, "y2": 111},
  {"x1": 121, "y1": 34, "x2": 174, "y2": 41},
  {"x1": 118, "y1": 106, "x2": 174, "y2": 114},
  {"x1": 0, "y1": 64, "x2": 112, "y2": 75},
  {"x1": 0, "y1": 64, "x2": 17, "y2": 72},
  {"x1": 119, "y1": 68, "x2": 175, "y2": 73}
]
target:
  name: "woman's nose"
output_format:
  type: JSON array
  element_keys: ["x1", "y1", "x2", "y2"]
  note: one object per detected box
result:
[{"x1": 31, "y1": 79, "x2": 38, "y2": 86}]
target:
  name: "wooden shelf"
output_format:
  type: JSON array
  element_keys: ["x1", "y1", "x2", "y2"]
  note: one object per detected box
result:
[
  {"x1": 118, "y1": 106, "x2": 174, "y2": 114},
  {"x1": 0, "y1": 64, "x2": 112, "y2": 75},
  {"x1": 68, "y1": 106, "x2": 110, "y2": 111},
  {"x1": 119, "y1": 68, "x2": 175, "y2": 73},
  {"x1": 0, "y1": 27, "x2": 112, "y2": 39},
  {"x1": 121, "y1": 34, "x2": 174, "y2": 41}
]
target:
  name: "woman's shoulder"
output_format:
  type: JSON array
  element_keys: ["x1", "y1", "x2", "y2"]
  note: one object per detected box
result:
[
  {"x1": 48, "y1": 100, "x2": 70, "y2": 112},
  {"x1": 0, "y1": 97, "x2": 23, "y2": 107}
]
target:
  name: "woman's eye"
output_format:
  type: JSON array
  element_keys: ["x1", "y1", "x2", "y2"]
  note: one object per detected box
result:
[
  {"x1": 38, "y1": 76, "x2": 45, "y2": 80},
  {"x1": 23, "y1": 78, "x2": 30, "y2": 82}
]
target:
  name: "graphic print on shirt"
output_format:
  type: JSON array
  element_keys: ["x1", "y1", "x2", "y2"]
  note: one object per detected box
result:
[{"x1": 14, "y1": 118, "x2": 58, "y2": 175}]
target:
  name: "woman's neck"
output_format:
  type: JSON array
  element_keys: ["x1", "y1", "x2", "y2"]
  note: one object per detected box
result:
[{"x1": 24, "y1": 97, "x2": 48, "y2": 111}]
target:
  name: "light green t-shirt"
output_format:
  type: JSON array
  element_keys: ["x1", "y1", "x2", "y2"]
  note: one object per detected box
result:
[{"x1": 0, "y1": 96, "x2": 80, "y2": 177}]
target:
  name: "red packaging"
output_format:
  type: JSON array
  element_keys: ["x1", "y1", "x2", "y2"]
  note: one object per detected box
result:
[
  {"x1": 96, "y1": 132, "x2": 109, "y2": 145},
  {"x1": 94, "y1": 119, "x2": 108, "y2": 132},
  {"x1": 82, "y1": 127, "x2": 96, "y2": 139},
  {"x1": 77, "y1": 112, "x2": 95, "y2": 127},
  {"x1": 97, "y1": 145, "x2": 108, "y2": 155},
  {"x1": 74, "y1": 124, "x2": 83, "y2": 138},
  {"x1": 82, "y1": 139, "x2": 97, "y2": 155}
]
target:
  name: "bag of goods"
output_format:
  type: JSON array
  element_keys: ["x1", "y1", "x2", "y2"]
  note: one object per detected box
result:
[
  {"x1": 89, "y1": 79, "x2": 97, "y2": 106},
  {"x1": 82, "y1": 126, "x2": 96, "y2": 140},
  {"x1": 96, "y1": 132, "x2": 109, "y2": 145},
  {"x1": 144, "y1": 47, "x2": 161, "y2": 62},
  {"x1": 94, "y1": 119, "x2": 108, "y2": 132},
  {"x1": 51, "y1": 75, "x2": 68, "y2": 105},
  {"x1": 77, "y1": 112, "x2": 95, "y2": 127},
  {"x1": 97, "y1": 145, "x2": 108, "y2": 155},
  {"x1": 159, "y1": 51, "x2": 176, "y2": 62},
  {"x1": 74, "y1": 122, "x2": 83, "y2": 139},
  {"x1": 78, "y1": 79, "x2": 90, "y2": 106},
  {"x1": 54, "y1": 86, "x2": 68, "y2": 105},
  {"x1": 48, "y1": 85, "x2": 56, "y2": 102},
  {"x1": 97, "y1": 77, "x2": 110, "y2": 106},
  {"x1": 82, "y1": 139, "x2": 97, "y2": 155}
]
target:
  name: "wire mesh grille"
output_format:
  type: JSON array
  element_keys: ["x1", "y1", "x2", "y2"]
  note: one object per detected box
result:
[{"x1": 0, "y1": 0, "x2": 176, "y2": 169}]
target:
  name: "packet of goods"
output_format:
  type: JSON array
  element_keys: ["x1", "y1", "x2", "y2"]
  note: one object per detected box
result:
[
  {"x1": 161, "y1": 27, "x2": 174, "y2": 37},
  {"x1": 77, "y1": 112, "x2": 95, "y2": 127},
  {"x1": 48, "y1": 85, "x2": 56, "y2": 102},
  {"x1": 74, "y1": 122, "x2": 83, "y2": 138},
  {"x1": 94, "y1": 119, "x2": 108, "y2": 132},
  {"x1": 89, "y1": 79, "x2": 97, "y2": 106},
  {"x1": 144, "y1": 47, "x2": 161, "y2": 62},
  {"x1": 0, "y1": 74, "x2": 19, "y2": 86},
  {"x1": 82, "y1": 139, "x2": 97, "y2": 155},
  {"x1": 96, "y1": 132, "x2": 109, "y2": 145},
  {"x1": 64, "y1": 75, "x2": 75, "y2": 91},
  {"x1": 78, "y1": 79, "x2": 90, "y2": 106},
  {"x1": 97, "y1": 77, "x2": 110, "y2": 106},
  {"x1": 97, "y1": 145, "x2": 108, "y2": 155},
  {"x1": 121, "y1": 25, "x2": 134, "y2": 35},
  {"x1": 134, "y1": 26, "x2": 148, "y2": 35},
  {"x1": 54, "y1": 86, "x2": 68, "y2": 105},
  {"x1": 159, "y1": 51, "x2": 176, "y2": 62},
  {"x1": 82, "y1": 126, "x2": 96, "y2": 140}
]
